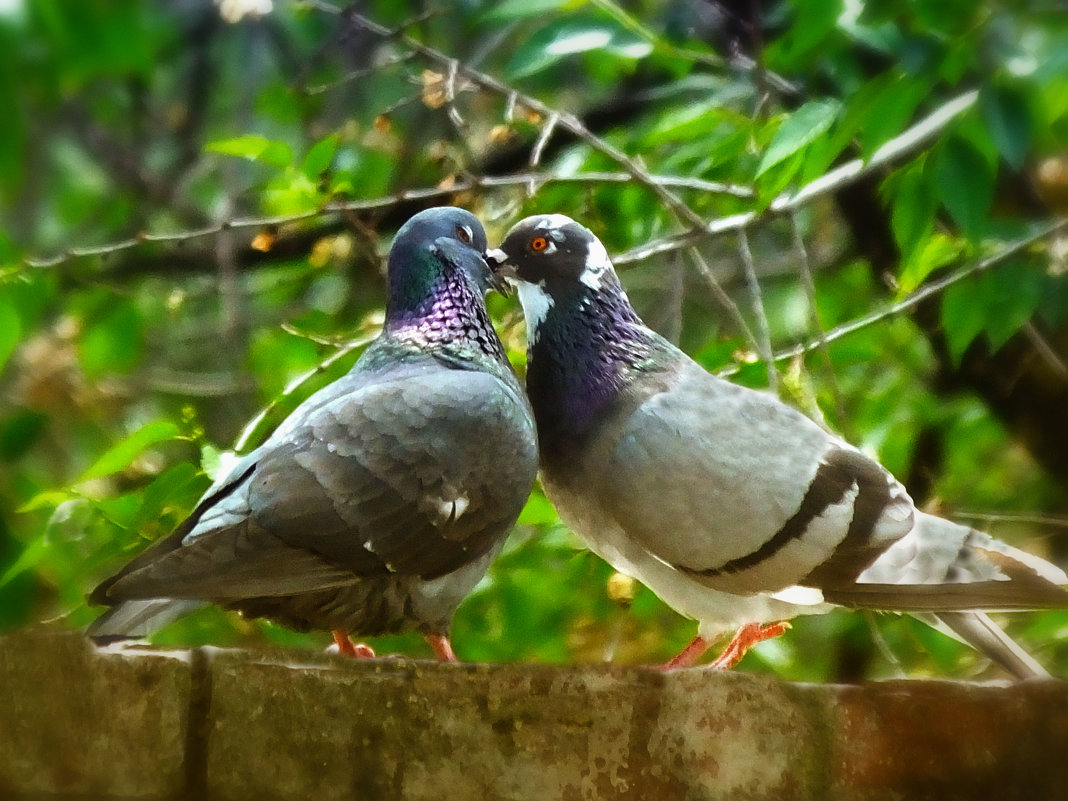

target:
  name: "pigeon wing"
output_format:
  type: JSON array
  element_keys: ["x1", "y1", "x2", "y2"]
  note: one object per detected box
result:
[{"x1": 584, "y1": 354, "x2": 913, "y2": 596}]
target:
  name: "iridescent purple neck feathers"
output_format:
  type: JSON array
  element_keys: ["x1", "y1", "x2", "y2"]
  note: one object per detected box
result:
[
  {"x1": 526, "y1": 281, "x2": 656, "y2": 452},
  {"x1": 387, "y1": 269, "x2": 508, "y2": 365}
]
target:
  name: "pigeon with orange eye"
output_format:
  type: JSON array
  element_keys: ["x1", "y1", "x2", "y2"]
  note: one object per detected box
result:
[{"x1": 486, "y1": 212, "x2": 1068, "y2": 678}]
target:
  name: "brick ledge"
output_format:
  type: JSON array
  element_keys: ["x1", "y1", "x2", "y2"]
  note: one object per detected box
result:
[{"x1": 1, "y1": 630, "x2": 1066, "y2": 801}]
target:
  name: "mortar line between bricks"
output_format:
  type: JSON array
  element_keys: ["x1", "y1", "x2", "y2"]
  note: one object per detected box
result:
[{"x1": 183, "y1": 647, "x2": 212, "y2": 800}]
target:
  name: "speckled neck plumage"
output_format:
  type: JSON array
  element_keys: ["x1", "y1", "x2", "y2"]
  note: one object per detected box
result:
[
  {"x1": 526, "y1": 280, "x2": 657, "y2": 455},
  {"x1": 387, "y1": 269, "x2": 509, "y2": 366}
]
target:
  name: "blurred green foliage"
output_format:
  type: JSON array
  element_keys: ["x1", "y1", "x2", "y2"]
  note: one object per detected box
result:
[{"x1": 1, "y1": 0, "x2": 1067, "y2": 682}]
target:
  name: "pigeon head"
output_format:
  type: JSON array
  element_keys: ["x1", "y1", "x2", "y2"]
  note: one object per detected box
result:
[
  {"x1": 385, "y1": 207, "x2": 508, "y2": 363},
  {"x1": 387, "y1": 207, "x2": 497, "y2": 312},
  {"x1": 487, "y1": 214, "x2": 614, "y2": 297},
  {"x1": 488, "y1": 214, "x2": 654, "y2": 449}
]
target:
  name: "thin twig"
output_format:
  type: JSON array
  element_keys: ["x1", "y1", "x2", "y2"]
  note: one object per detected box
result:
[
  {"x1": 529, "y1": 113, "x2": 558, "y2": 168},
  {"x1": 687, "y1": 247, "x2": 758, "y2": 351},
  {"x1": 615, "y1": 91, "x2": 981, "y2": 265},
  {"x1": 313, "y1": 2, "x2": 708, "y2": 230},
  {"x1": 951, "y1": 511, "x2": 1068, "y2": 529},
  {"x1": 736, "y1": 227, "x2": 778, "y2": 393},
  {"x1": 865, "y1": 611, "x2": 907, "y2": 677},
  {"x1": 442, "y1": 57, "x2": 468, "y2": 133},
  {"x1": 21, "y1": 172, "x2": 750, "y2": 270},
  {"x1": 1021, "y1": 321, "x2": 1068, "y2": 380},
  {"x1": 303, "y1": 52, "x2": 415, "y2": 95},
  {"x1": 233, "y1": 329, "x2": 378, "y2": 452},
  {"x1": 716, "y1": 217, "x2": 1068, "y2": 376},
  {"x1": 790, "y1": 212, "x2": 842, "y2": 414}
]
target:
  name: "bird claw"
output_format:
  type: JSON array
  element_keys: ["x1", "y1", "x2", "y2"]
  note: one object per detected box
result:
[
  {"x1": 329, "y1": 631, "x2": 376, "y2": 659},
  {"x1": 661, "y1": 621, "x2": 790, "y2": 671},
  {"x1": 424, "y1": 633, "x2": 459, "y2": 662},
  {"x1": 708, "y1": 621, "x2": 790, "y2": 670}
]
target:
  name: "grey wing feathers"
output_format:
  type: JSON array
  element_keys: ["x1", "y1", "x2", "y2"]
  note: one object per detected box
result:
[
  {"x1": 92, "y1": 361, "x2": 535, "y2": 607},
  {"x1": 102, "y1": 524, "x2": 358, "y2": 600},
  {"x1": 270, "y1": 367, "x2": 535, "y2": 578},
  {"x1": 590, "y1": 357, "x2": 913, "y2": 595}
]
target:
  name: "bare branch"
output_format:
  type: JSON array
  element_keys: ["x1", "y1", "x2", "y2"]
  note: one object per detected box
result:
[
  {"x1": 790, "y1": 213, "x2": 842, "y2": 413},
  {"x1": 233, "y1": 329, "x2": 379, "y2": 453},
  {"x1": 716, "y1": 217, "x2": 1068, "y2": 376},
  {"x1": 951, "y1": 511, "x2": 1068, "y2": 530},
  {"x1": 1021, "y1": 321, "x2": 1068, "y2": 380},
  {"x1": 21, "y1": 172, "x2": 750, "y2": 271},
  {"x1": 615, "y1": 91, "x2": 980, "y2": 265},
  {"x1": 310, "y1": 2, "x2": 708, "y2": 230},
  {"x1": 529, "y1": 113, "x2": 559, "y2": 169},
  {"x1": 303, "y1": 52, "x2": 415, "y2": 96},
  {"x1": 687, "y1": 248, "x2": 758, "y2": 351},
  {"x1": 736, "y1": 227, "x2": 778, "y2": 393}
]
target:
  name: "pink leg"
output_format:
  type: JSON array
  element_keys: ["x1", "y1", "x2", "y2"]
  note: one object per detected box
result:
[
  {"x1": 662, "y1": 635, "x2": 713, "y2": 670},
  {"x1": 708, "y1": 621, "x2": 790, "y2": 670},
  {"x1": 331, "y1": 630, "x2": 376, "y2": 659},
  {"x1": 424, "y1": 633, "x2": 458, "y2": 662},
  {"x1": 661, "y1": 622, "x2": 790, "y2": 670}
]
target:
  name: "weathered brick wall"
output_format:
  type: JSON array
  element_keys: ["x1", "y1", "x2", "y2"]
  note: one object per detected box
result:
[{"x1": 1, "y1": 630, "x2": 1066, "y2": 800}]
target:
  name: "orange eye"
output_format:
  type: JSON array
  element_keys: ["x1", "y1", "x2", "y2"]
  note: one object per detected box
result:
[{"x1": 530, "y1": 236, "x2": 548, "y2": 252}]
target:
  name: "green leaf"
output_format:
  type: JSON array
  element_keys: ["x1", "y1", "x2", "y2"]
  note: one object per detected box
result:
[
  {"x1": 302, "y1": 135, "x2": 338, "y2": 180},
  {"x1": 206, "y1": 135, "x2": 293, "y2": 168},
  {"x1": 941, "y1": 279, "x2": 986, "y2": 364},
  {"x1": 200, "y1": 443, "x2": 240, "y2": 482},
  {"x1": 899, "y1": 232, "x2": 965, "y2": 296},
  {"x1": 135, "y1": 462, "x2": 205, "y2": 527},
  {"x1": 0, "y1": 293, "x2": 21, "y2": 374},
  {"x1": 934, "y1": 137, "x2": 994, "y2": 239},
  {"x1": 766, "y1": 0, "x2": 842, "y2": 69},
  {"x1": 982, "y1": 262, "x2": 1042, "y2": 350},
  {"x1": 980, "y1": 85, "x2": 1032, "y2": 170},
  {"x1": 0, "y1": 536, "x2": 48, "y2": 588},
  {"x1": 79, "y1": 420, "x2": 181, "y2": 483},
  {"x1": 889, "y1": 159, "x2": 936, "y2": 270},
  {"x1": 641, "y1": 100, "x2": 724, "y2": 146},
  {"x1": 482, "y1": 0, "x2": 580, "y2": 22},
  {"x1": 940, "y1": 263, "x2": 1042, "y2": 364},
  {"x1": 755, "y1": 99, "x2": 840, "y2": 178},
  {"x1": 17, "y1": 490, "x2": 73, "y2": 514},
  {"x1": 507, "y1": 18, "x2": 652, "y2": 80},
  {"x1": 859, "y1": 76, "x2": 927, "y2": 160}
]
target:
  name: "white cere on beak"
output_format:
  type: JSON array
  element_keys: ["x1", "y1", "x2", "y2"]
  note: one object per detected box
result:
[
  {"x1": 516, "y1": 280, "x2": 555, "y2": 345},
  {"x1": 578, "y1": 235, "x2": 611, "y2": 290}
]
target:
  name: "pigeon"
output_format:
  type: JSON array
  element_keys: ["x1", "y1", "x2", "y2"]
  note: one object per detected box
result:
[
  {"x1": 487, "y1": 213, "x2": 1068, "y2": 677},
  {"x1": 89, "y1": 207, "x2": 538, "y2": 661}
]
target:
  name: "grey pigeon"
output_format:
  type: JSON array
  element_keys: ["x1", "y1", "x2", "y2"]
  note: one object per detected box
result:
[
  {"x1": 89, "y1": 207, "x2": 538, "y2": 661},
  {"x1": 488, "y1": 213, "x2": 1068, "y2": 677}
]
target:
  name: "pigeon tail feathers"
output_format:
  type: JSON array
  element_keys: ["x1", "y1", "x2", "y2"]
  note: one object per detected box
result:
[
  {"x1": 87, "y1": 599, "x2": 203, "y2": 642},
  {"x1": 934, "y1": 610, "x2": 1050, "y2": 679}
]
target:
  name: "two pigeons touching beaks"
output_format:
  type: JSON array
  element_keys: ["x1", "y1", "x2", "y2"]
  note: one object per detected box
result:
[{"x1": 90, "y1": 207, "x2": 1068, "y2": 679}]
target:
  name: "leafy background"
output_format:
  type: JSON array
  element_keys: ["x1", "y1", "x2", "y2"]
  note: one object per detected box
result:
[{"x1": 2, "y1": 0, "x2": 1067, "y2": 682}]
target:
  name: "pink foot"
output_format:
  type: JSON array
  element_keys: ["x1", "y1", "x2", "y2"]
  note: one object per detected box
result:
[
  {"x1": 424, "y1": 633, "x2": 458, "y2": 662},
  {"x1": 708, "y1": 621, "x2": 790, "y2": 670},
  {"x1": 662, "y1": 635, "x2": 713, "y2": 670},
  {"x1": 660, "y1": 622, "x2": 790, "y2": 670},
  {"x1": 330, "y1": 630, "x2": 376, "y2": 659}
]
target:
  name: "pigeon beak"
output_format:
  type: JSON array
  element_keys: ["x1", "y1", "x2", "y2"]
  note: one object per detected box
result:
[{"x1": 484, "y1": 248, "x2": 517, "y2": 295}]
